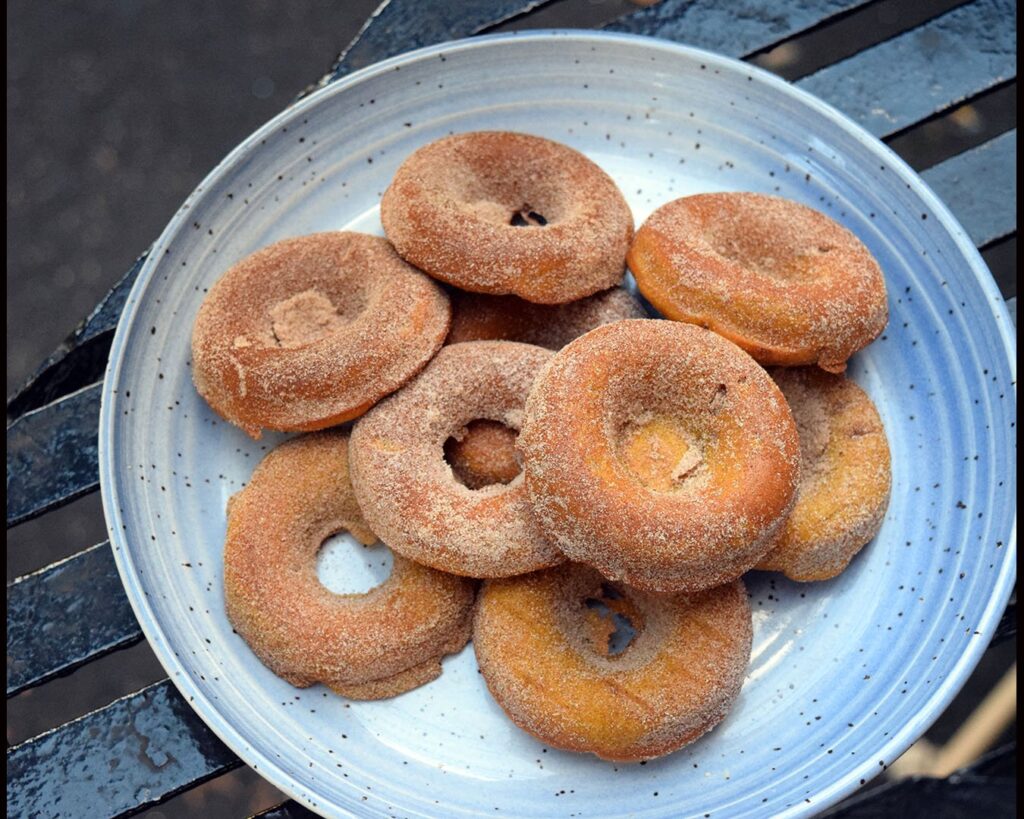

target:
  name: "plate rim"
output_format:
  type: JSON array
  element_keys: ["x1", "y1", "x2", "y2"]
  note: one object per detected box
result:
[{"x1": 98, "y1": 28, "x2": 1018, "y2": 819}]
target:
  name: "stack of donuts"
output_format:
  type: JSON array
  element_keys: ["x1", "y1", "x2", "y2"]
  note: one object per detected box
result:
[{"x1": 192, "y1": 131, "x2": 892, "y2": 762}]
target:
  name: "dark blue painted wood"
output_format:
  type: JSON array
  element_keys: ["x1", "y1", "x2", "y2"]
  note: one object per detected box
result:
[
  {"x1": 6, "y1": 382, "x2": 101, "y2": 527},
  {"x1": 798, "y1": 0, "x2": 1016, "y2": 138},
  {"x1": 322, "y1": 0, "x2": 554, "y2": 84},
  {"x1": 6, "y1": 680, "x2": 241, "y2": 819},
  {"x1": 821, "y1": 742, "x2": 1017, "y2": 817},
  {"x1": 921, "y1": 130, "x2": 1017, "y2": 248},
  {"x1": 7, "y1": 542, "x2": 142, "y2": 697},
  {"x1": 605, "y1": 0, "x2": 871, "y2": 56},
  {"x1": 6, "y1": 252, "x2": 147, "y2": 421}
]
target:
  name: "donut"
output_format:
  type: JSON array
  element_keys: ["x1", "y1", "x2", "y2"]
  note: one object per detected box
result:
[
  {"x1": 473, "y1": 564, "x2": 752, "y2": 761},
  {"x1": 381, "y1": 132, "x2": 634, "y2": 304},
  {"x1": 446, "y1": 287, "x2": 646, "y2": 349},
  {"x1": 349, "y1": 341, "x2": 564, "y2": 578},
  {"x1": 191, "y1": 231, "x2": 450, "y2": 438},
  {"x1": 519, "y1": 319, "x2": 800, "y2": 593},
  {"x1": 223, "y1": 430, "x2": 476, "y2": 700},
  {"x1": 627, "y1": 193, "x2": 888, "y2": 372},
  {"x1": 757, "y1": 367, "x2": 891, "y2": 581}
]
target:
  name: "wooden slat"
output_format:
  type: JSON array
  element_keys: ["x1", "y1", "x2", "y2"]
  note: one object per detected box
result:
[
  {"x1": 605, "y1": 0, "x2": 873, "y2": 55},
  {"x1": 920, "y1": 130, "x2": 1017, "y2": 248},
  {"x1": 6, "y1": 382, "x2": 101, "y2": 527},
  {"x1": 798, "y1": 0, "x2": 1016, "y2": 138},
  {"x1": 6, "y1": 680, "x2": 241, "y2": 819},
  {"x1": 318, "y1": 0, "x2": 556, "y2": 87},
  {"x1": 7, "y1": 543, "x2": 142, "y2": 697}
]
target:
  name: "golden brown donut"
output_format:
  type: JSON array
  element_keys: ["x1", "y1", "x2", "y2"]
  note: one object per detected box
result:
[
  {"x1": 446, "y1": 287, "x2": 646, "y2": 348},
  {"x1": 444, "y1": 419, "x2": 521, "y2": 490},
  {"x1": 349, "y1": 341, "x2": 564, "y2": 578},
  {"x1": 519, "y1": 319, "x2": 800, "y2": 593},
  {"x1": 191, "y1": 231, "x2": 450, "y2": 438},
  {"x1": 627, "y1": 193, "x2": 888, "y2": 372},
  {"x1": 474, "y1": 564, "x2": 753, "y2": 762},
  {"x1": 223, "y1": 430, "x2": 476, "y2": 700},
  {"x1": 381, "y1": 132, "x2": 634, "y2": 304},
  {"x1": 757, "y1": 367, "x2": 891, "y2": 581}
]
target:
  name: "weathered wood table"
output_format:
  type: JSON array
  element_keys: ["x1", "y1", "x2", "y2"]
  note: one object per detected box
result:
[{"x1": 6, "y1": 0, "x2": 1016, "y2": 816}]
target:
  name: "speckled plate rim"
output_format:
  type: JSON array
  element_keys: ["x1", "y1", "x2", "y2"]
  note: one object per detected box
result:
[{"x1": 99, "y1": 29, "x2": 1017, "y2": 819}]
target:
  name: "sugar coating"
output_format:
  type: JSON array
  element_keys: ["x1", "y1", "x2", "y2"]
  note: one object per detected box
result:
[
  {"x1": 223, "y1": 430, "x2": 477, "y2": 699},
  {"x1": 349, "y1": 341, "x2": 564, "y2": 578},
  {"x1": 381, "y1": 132, "x2": 635, "y2": 304},
  {"x1": 474, "y1": 564, "x2": 753, "y2": 761},
  {"x1": 519, "y1": 319, "x2": 800, "y2": 593},
  {"x1": 627, "y1": 193, "x2": 888, "y2": 372},
  {"x1": 191, "y1": 231, "x2": 451, "y2": 438},
  {"x1": 446, "y1": 287, "x2": 646, "y2": 349},
  {"x1": 757, "y1": 367, "x2": 892, "y2": 581}
]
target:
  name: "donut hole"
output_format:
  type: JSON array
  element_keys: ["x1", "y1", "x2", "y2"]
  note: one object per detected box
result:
[
  {"x1": 448, "y1": 149, "x2": 567, "y2": 228},
  {"x1": 269, "y1": 288, "x2": 366, "y2": 348},
  {"x1": 510, "y1": 206, "x2": 548, "y2": 227},
  {"x1": 316, "y1": 532, "x2": 393, "y2": 595},
  {"x1": 444, "y1": 419, "x2": 522, "y2": 489},
  {"x1": 581, "y1": 582, "x2": 643, "y2": 658}
]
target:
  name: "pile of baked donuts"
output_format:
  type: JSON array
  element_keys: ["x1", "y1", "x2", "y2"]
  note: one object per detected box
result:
[{"x1": 191, "y1": 131, "x2": 892, "y2": 762}]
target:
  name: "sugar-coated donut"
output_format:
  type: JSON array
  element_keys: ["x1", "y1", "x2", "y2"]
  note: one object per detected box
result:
[
  {"x1": 446, "y1": 287, "x2": 646, "y2": 349},
  {"x1": 474, "y1": 564, "x2": 752, "y2": 761},
  {"x1": 381, "y1": 132, "x2": 634, "y2": 304},
  {"x1": 627, "y1": 193, "x2": 888, "y2": 372},
  {"x1": 349, "y1": 341, "x2": 563, "y2": 578},
  {"x1": 520, "y1": 319, "x2": 800, "y2": 593},
  {"x1": 223, "y1": 430, "x2": 476, "y2": 700},
  {"x1": 191, "y1": 231, "x2": 450, "y2": 438},
  {"x1": 757, "y1": 367, "x2": 891, "y2": 581}
]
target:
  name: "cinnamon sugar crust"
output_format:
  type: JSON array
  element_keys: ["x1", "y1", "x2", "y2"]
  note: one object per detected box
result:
[
  {"x1": 628, "y1": 193, "x2": 888, "y2": 372},
  {"x1": 757, "y1": 367, "x2": 892, "y2": 581},
  {"x1": 381, "y1": 132, "x2": 634, "y2": 304},
  {"x1": 474, "y1": 565, "x2": 752, "y2": 761},
  {"x1": 191, "y1": 231, "x2": 451, "y2": 438},
  {"x1": 446, "y1": 287, "x2": 646, "y2": 349},
  {"x1": 223, "y1": 430, "x2": 476, "y2": 700},
  {"x1": 349, "y1": 341, "x2": 564, "y2": 578},
  {"x1": 519, "y1": 319, "x2": 800, "y2": 593}
]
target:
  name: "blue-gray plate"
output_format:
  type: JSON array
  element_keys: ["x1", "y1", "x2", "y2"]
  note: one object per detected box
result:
[{"x1": 100, "y1": 31, "x2": 1017, "y2": 818}]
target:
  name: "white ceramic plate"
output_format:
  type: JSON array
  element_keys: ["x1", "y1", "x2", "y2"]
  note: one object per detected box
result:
[{"x1": 100, "y1": 31, "x2": 1017, "y2": 819}]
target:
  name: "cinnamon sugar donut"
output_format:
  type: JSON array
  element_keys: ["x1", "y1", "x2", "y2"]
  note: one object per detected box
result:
[
  {"x1": 349, "y1": 341, "x2": 563, "y2": 578},
  {"x1": 519, "y1": 319, "x2": 800, "y2": 593},
  {"x1": 191, "y1": 231, "x2": 450, "y2": 438},
  {"x1": 474, "y1": 565, "x2": 752, "y2": 761},
  {"x1": 223, "y1": 430, "x2": 476, "y2": 700},
  {"x1": 757, "y1": 367, "x2": 891, "y2": 581},
  {"x1": 381, "y1": 132, "x2": 634, "y2": 304},
  {"x1": 446, "y1": 287, "x2": 646, "y2": 348},
  {"x1": 627, "y1": 193, "x2": 888, "y2": 372}
]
